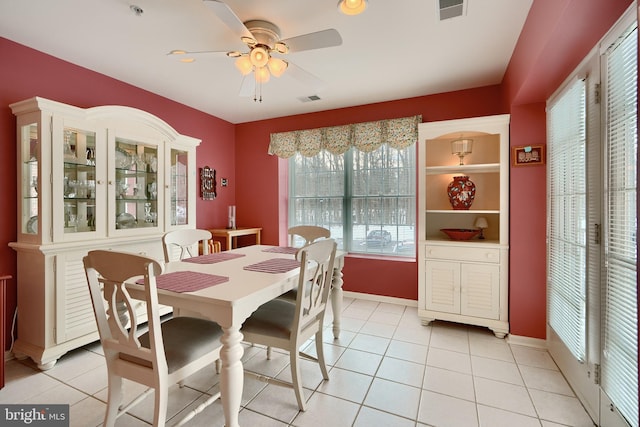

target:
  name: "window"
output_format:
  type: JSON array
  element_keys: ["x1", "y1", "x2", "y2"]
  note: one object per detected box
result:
[
  {"x1": 546, "y1": 9, "x2": 637, "y2": 427},
  {"x1": 547, "y1": 77, "x2": 588, "y2": 362},
  {"x1": 601, "y1": 21, "x2": 638, "y2": 427},
  {"x1": 289, "y1": 143, "x2": 416, "y2": 256}
]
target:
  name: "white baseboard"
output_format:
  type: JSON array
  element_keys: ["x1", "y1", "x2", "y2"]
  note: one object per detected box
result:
[
  {"x1": 506, "y1": 334, "x2": 547, "y2": 349},
  {"x1": 342, "y1": 291, "x2": 418, "y2": 307},
  {"x1": 341, "y1": 292, "x2": 550, "y2": 347}
]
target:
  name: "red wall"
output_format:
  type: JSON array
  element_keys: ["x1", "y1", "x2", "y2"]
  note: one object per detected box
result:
[
  {"x1": 507, "y1": 103, "x2": 548, "y2": 338},
  {"x1": 0, "y1": 0, "x2": 633, "y2": 351},
  {"x1": 502, "y1": 0, "x2": 633, "y2": 338},
  {"x1": 234, "y1": 0, "x2": 633, "y2": 337},
  {"x1": 234, "y1": 87, "x2": 507, "y2": 300},
  {"x1": 0, "y1": 37, "x2": 236, "y2": 350}
]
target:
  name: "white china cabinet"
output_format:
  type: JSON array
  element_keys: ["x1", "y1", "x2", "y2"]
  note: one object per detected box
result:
[
  {"x1": 417, "y1": 115, "x2": 510, "y2": 338},
  {"x1": 10, "y1": 97, "x2": 199, "y2": 369}
]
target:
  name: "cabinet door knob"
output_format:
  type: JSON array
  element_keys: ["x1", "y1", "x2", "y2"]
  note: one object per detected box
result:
[
  {"x1": 108, "y1": 180, "x2": 113, "y2": 185},
  {"x1": 97, "y1": 180, "x2": 103, "y2": 185}
]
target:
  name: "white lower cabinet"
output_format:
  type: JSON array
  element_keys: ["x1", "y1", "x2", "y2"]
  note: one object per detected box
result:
[
  {"x1": 425, "y1": 260, "x2": 499, "y2": 319},
  {"x1": 420, "y1": 243, "x2": 508, "y2": 338},
  {"x1": 12, "y1": 238, "x2": 170, "y2": 370}
]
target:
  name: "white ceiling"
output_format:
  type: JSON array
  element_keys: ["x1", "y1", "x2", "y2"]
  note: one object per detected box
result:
[{"x1": 0, "y1": 0, "x2": 533, "y2": 124}]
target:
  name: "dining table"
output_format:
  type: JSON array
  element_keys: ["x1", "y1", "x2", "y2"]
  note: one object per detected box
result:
[{"x1": 128, "y1": 244, "x2": 345, "y2": 427}]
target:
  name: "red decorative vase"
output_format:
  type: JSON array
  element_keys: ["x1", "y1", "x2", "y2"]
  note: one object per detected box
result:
[{"x1": 447, "y1": 176, "x2": 476, "y2": 210}]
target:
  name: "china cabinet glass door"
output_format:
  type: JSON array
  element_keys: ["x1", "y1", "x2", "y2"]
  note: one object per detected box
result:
[
  {"x1": 19, "y1": 119, "x2": 39, "y2": 237},
  {"x1": 52, "y1": 117, "x2": 103, "y2": 242},
  {"x1": 169, "y1": 148, "x2": 189, "y2": 226},
  {"x1": 112, "y1": 136, "x2": 161, "y2": 232},
  {"x1": 62, "y1": 127, "x2": 97, "y2": 234}
]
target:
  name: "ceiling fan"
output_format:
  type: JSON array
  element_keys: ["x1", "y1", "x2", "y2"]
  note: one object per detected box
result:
[{"x1": 168, "y1": 0, "x2": 343, "y2": 102}]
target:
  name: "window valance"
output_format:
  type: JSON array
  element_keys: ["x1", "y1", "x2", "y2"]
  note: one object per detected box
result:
[{"x1": 268, "y1": 115, "x2": 422, "y2": 158}]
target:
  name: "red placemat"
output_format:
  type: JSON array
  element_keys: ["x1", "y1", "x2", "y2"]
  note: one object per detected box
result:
[
  {"x1": 243, "y1": 258, "x2": 300, "y2": 273},
  {"x1": 262, "y1": 246, "x2": 299, "y2": 255},
  {"x1": 137, "y1": 271, "x2": 228, "y2": 292},
  {"x1": 182, "y1": 252, "x2": 245, "y2": 264}
]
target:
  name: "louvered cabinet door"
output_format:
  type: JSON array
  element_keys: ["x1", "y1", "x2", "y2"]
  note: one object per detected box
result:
[
  {"x1": 54, "y1": 251, "x2": 97, "y2": 343},
  {"x1": 424, "y1": 260, "x2": 460, "y2": 314},
  {"x1": 460, "y1": 263, "x2": 500, "y2": 319}
]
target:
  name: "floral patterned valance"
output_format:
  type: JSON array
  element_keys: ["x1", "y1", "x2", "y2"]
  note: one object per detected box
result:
[{"x1": 268, "y1": 115, "x2": 422, "y2": 158}]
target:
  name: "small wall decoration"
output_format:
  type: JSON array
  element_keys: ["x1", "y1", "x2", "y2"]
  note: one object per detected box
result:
[
  {"x1": 200, "y1": 166, "x2": 216, "y2": 200},
  {"x1": 512, "y1": 145, "x2": 545, "y2": 166}
]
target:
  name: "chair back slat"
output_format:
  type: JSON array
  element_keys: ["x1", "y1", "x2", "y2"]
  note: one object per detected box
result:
[
  {"x1": 101, "y1": 278, "x2": 142, "y2": 349},
  {"x1": 288, "y1": 225, "x2": 330, "y2": 247},
  {"x1": 84, "y1": 250, "x2": 164, "y2": 367},
  {"x1": 162, "y1": 229, "x2": 213, "y2": 262},
  {"x1": 294, "y1": 239, "x2": 336, "y2": 335}
]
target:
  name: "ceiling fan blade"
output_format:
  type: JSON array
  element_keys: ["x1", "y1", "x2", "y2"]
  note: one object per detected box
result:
[
  {"x1": 203, "y1": 0, "x2": 253, "y2": 40},
  {"x1": 280, "y1": 29, "x2": 342, "y2": 53},
  {"x1": 239, "y1": 75, "x2": 255, "y2": 98},
  {"x1": 286, "y1": 62, "x2": 328, "y2": 93},
  {"x1": 166, "y1": 49, "x2": 226, "y2": 62}
]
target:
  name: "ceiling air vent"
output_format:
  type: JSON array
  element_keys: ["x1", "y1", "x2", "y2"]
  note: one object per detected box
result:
[
  {"x1": 439, "y1": 0, "x2": 466, "y2": 20},
  {"x1": 298, "y1": 95, "x2": 322, "y2": 103}
]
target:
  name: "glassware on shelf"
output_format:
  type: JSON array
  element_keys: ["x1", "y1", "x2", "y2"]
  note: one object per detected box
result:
[
  {"x1": 134, "y1": 155, "x2": 146, "y2": 172},
  {"x1": 143, "y1": 202, "x2": 157, "y2": 224},
  {"x1": 146, "y1": 154, "x2": 158, "y2": 173},
  {"x1": 31, "y1": 176, "x2": 38, "y2": 196},
  {"x1": 147, "y1": 181, "x2": 157, "y2": 200},
  {"x1": 115, "y1": 147, "x2": 132, "y2": 169},
  {"x1": 63, "y1": 130, "x2": 76, "y2": 160},
  {"x1": 86, "y1": 147, "x2": 96, "y2": 166},
  {"x1": 118, "y1": 181, "x2": 129, "y2": 199}
]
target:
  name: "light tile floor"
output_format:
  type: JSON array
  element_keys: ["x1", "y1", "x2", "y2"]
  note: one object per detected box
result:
[{"x1": 0, "y1": 297, "x2": 595, "y2": 427}]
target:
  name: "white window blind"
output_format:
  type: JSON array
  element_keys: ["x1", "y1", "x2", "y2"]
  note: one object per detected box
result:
[
  {"x1": 601, "y1": 23, "x2": 638, "y2": 427},
  {"x1": 547, "y1": 78, "x2": 587, "y2": 362}
]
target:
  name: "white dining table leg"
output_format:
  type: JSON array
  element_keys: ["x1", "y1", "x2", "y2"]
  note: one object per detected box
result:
[
  {"x1": 330, "y1": 260, "x2": 344, "y2": 339},
  {"x1": 220, "y1": 324, "x2": 244, "y2": 427}
]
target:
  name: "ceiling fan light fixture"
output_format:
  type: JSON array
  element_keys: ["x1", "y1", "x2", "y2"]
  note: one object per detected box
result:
[
  {"x1": 250, "y1": 46, "x2": 270, "y2": 68},
  {"x1": 241, "y1": 36, "x2": 257, "y2": 46},
  {"x1": 255, "y1": 66, "x2": 271, "y2": 83},
  {"x1": 338, "y1": 0, "x2": 368, "y2": 15},
  {"x1": 234, "y1": 56, "x2": 253, "y2": 75},
  {"x1": 168, "y1": 50, "x2": 195, "y2": 63},
  {"x1": 268, "y1": 57, "x2": 288, "y2": 77},
  {"x1": 274, "y1": 42, "x2": 289, "y2": 54}
]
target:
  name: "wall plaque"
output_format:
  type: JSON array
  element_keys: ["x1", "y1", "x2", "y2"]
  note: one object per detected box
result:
[{"x1": 200, "y1": 166, "x2": 216, "y2": 200}]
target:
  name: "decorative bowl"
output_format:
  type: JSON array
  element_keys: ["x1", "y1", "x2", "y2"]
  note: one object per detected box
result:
[
  {"x1": 440, "y1": 228, "x2": 480, "y2": 241},
  {"x1": 116, "y1": 212, "x2": 136, "y2": 229}
]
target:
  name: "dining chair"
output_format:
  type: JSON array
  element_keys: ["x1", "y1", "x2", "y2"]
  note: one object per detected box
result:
[
  {"x1": 241, "y1": 239, "x2": 337, "y2": 411},
  {"x1": 288, "y1": 225, "x2": 331, "y2": 248},
  {"x1": 280, "y1": 226, "x2": 331, "y2": 304},
  {"x1": 162, "y1": 228, "x2": 213, "y2": 262},
  {"x1": 84, "y1": 250, "x2": 223, "y2": 427},
  {"x1": 201, "y1": 239, "x2": 222, "y2": 255}
]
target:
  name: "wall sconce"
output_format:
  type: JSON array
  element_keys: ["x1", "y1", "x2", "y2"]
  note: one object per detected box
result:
[
  {"x1": 475, "y1": 216, "x2": 488, "y2": 240},
  {"x1": 451, "y1": 138, "x2": 473, "y2": 165}
]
